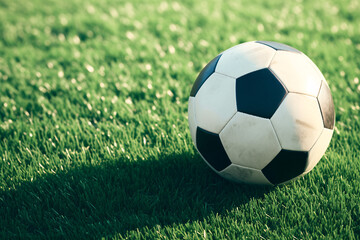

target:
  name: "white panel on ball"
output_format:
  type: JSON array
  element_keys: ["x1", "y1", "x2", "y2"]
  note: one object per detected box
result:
[
  {"x1": 215, "y1": 42, "x2": 276, "y2": 78},
  {"x1": 195, "y1": 73, "x2": 237, "y2": 134},
  {"x1": 302, "y1": 53, "x2": 326, "y2": 83},
  {"x1": 219, "y1": 112, "x2": 281, "y2": 170},
  {"x1": 219, "y1": 164, "x2": 272, "y2": 185},
  {"x1": 188, "y1": 97, "x2": 198, "y2": 146},
  {"x1": 305, "y1": 128, "x2": 334, "y2": 173},
  {"x1": 271, "y1": 93, "x2": 323, "y2": 151},
  {"x1": 270, "y1": 51, "x2": 322, "y2": 97}
]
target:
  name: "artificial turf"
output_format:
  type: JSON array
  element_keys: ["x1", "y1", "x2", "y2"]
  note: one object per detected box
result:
[{"x1": 1, "y1": 0, "x2": 360, "y2": 239}]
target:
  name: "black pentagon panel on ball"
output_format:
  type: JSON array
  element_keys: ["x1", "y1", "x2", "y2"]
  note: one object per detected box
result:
[
  {"x1": 256, "y1": 41, "x2": 301, "y2": 54},
  {"x1": 190, "y1": 54, "x2": 222, "y2": 97},
  {"x1": 196, "y1": 127, "x2": 231, "y2": 171},
  {"x1": 317, "y1": 81, "x2": 335, "y2": 129},
  {"x1": 236, "y1": 68, "x2": 287, "y2": 118},
  {"x1": 262, "y1": 150, "x2": 308, "y2": 185}
]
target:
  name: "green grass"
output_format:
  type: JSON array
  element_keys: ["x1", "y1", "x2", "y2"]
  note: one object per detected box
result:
[{"x1": 1, "y1": 0, "x2": 360, "y2": 239}]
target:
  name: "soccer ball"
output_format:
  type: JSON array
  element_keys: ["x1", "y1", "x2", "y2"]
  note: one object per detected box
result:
[{"x1": 188, "y1": 41, "x2": 335, "y2": 185}]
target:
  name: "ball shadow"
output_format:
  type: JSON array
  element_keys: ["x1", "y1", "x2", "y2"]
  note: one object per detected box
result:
[{"x1": 0, "y1": 152, "x2": 273, "y2": 239}]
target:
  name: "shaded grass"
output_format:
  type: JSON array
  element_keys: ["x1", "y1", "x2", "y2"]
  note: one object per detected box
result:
[
  {"x1": 0, "y1": 0, "x2": 360, "y2": 238},
  {"x1": 1, "y1": 151, "x2": 272, "y2": 239}
]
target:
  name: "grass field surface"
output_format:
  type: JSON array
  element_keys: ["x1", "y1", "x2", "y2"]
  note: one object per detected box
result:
[{"x1": 1, "y1": 0, "x2": 360, "y2": 239}]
